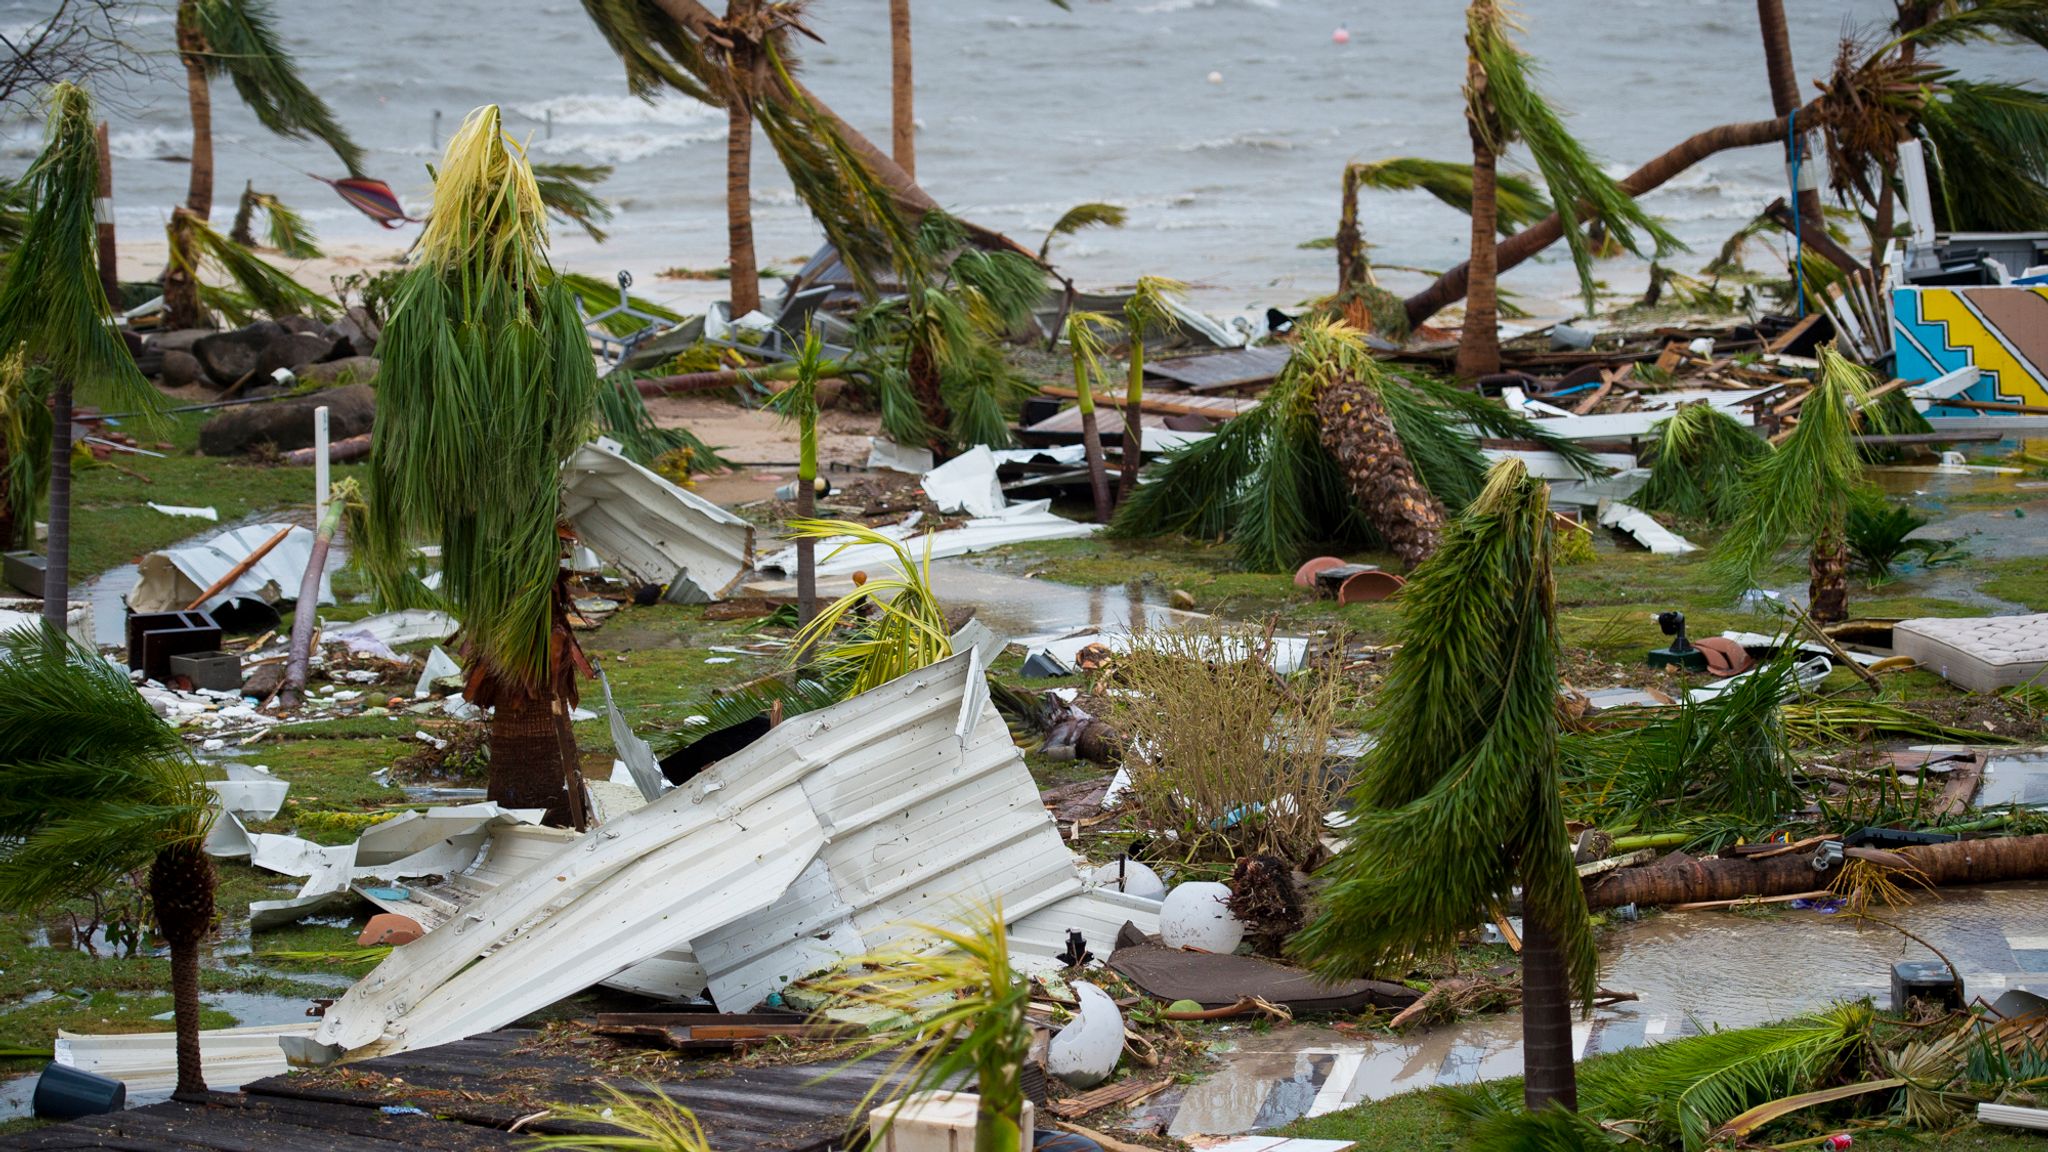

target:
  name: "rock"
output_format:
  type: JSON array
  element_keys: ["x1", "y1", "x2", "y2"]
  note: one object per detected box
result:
[
  {"x1": 199, "y1": 383, "x2": 374, "y2": 457},
  {"x1": 240, "y1": 663, "x2": 283, "y2": 699},
  {"x1": 294, "y1": 355, "x2": 379, "y2": 390},
  {"x1": 276, "y1": 315, "x2": 326, "y2": 336},
  {"x1": 147, "y1": 328, "x2": 215, "y2": 355},
  {"x1": 159, "y1": 350, "x2": 203, "y2": 389},
  {"x1": 193, "y1": 321, "x2": 286, "y2": 386},
  {"x1": 326, "y1": 308, "x2": 380, "y2": 358},
  {"x1": 257, "y1": 331, "x2": 345, "y2": 379},
  {"x1": 1169, "y1": 588, "x2": 1196, "y2": 610},
  {"x1": 131, "y1": 346, "x2": 164, "y2": 379}
]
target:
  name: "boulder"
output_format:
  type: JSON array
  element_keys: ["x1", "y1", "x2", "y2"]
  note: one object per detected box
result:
[
  {"x1": 147, "y1": 328, "x2": 215, "y2": 355},
  {"x1": 131, "y1": 346, "x2": 164, "y2": 379},
  {"x1": 193, "y1": 321, "x2": 286, "y2": 386},
  {"x1": 159, "y1": 350, "x2": 204, "y2": 389},
  {"x1": 295, "y1": 355, "x2": 379, "y2": 390},
  {"x1": 241, "y1": 663, "x2": 283, "y2": 699},
  {"x1": 326, "y1": 308, "x2": 380, "y2": 358},
  {"x1": 258, "y1": 331, "x2": 345, "y2": 379},
  {"x1": 198, "y1": 383, "x2": 374, "y2": 457},
  {"x1": 277, "y1": 315, "x2": 327, "y2": 336}
]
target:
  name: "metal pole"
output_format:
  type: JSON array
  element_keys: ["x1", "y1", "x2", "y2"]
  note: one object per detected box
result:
[
  {"x1": 313, "y1": 406, "x2": 330, "y2": 527},
  {"x1": 94, "y1": 122, "x2": 118, "y2": 308}
]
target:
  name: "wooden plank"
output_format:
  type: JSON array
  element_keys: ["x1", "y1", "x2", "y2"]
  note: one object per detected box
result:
[
  {"x1": 1764, "y1": 312, "x2": 1824, "y2": 354},
  {"x1": 1036, "y1": 386, "x2": 1258, "y2": 419}
]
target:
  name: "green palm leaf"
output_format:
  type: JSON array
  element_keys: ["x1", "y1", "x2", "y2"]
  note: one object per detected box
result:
[
  {"x1": 170, "y1": 209, "x2": 337, "y2": 321},
  {"x1": 1349, "y1": 157, "x2": 1553, "y2": 234},
  {"x1": 1916, "y1": 80, "x2": 2048, "y2": 232},
  {"x1": 189, "y1": 0, "x2": 364, "y2": 174}
]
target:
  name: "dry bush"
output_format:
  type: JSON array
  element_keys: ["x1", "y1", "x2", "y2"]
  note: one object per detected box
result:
[{"x1": 1100, "y1": 624, "x2": 1344, "y2": 867}]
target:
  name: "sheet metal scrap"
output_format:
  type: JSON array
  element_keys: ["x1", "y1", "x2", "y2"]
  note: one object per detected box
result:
[{"x1": 592, "y1": 1012, "x2": 855, "y2": 1053}]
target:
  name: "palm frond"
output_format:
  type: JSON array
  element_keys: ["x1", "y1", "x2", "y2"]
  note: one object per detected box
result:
[
  {"x1": 0, "y1": 84, "x2": 154, "y2": 415},
  {"x1": 784, "y1": 520, "x2": 952, "y2": 696},
  {"x1": 1292, "y1": 459, "x2": 1596, "y2": 1012},
  {"x1": 362, "y1": 106, "x2": 598, "y2": 690},
  {"x1": 232, "y1": 187, "x2": 321, "y2": 258},
  {"x1": 578, "y1": 0, "x2": 717, "y2": 104},
  {"x1": 1467, "y1": 2, "x2": 1681, "y2": 309},
  {"x1": 1039, "y1": 201, "x2": 1127, "y2": 261},
  {"x1": 0, "y1": 345, "x2": 52, "y2": 549},
  {"x1": 1634, "y1": 403, "x2": 1770, "y2": 524},
  {"x1": 1711, "y1": 345, "x2": 1873, "y2": 599},
  {"x1": 529, "y1": 1082, "x2": 714, "y2": 1152},
  {"x1": 1348, "y1": 157, "x2": 1552, "y2": 234},
  {"x1": 0, "y1": 625, "x2": 211, "y2": 910},
  {"x1": 1574, "y1": 1003, "x2": 1872, "y2": 1150},
  {"x1": 168, "y1": 210, "x2": 338, "y2": 322},
  {"x1": 1916, "y1": 79, "x2": 2048, "y2": 232},
  {"x1": 532, "y1": 162, "x2": 616, "y2": 244},
  {"x1": 1903, "y1": 0, "x2": 2048, "y2": 51},
  {"x1": 594, "y1": 368, "x2": 729, "y2": 472},
  {"x1": 188, "y1": 0, "x2": 364, "y2": 174}
]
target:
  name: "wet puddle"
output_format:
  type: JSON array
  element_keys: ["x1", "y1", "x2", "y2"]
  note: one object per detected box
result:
[{"x1": 1140, "y1": 882, "x2": 2048, "y2": 1137}]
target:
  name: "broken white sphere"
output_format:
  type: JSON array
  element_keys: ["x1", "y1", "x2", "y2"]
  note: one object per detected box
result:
[
  {"x1": 1047, "y1": 981, "x2": 1123, "y2": 1088},
  {"x1": 1088, "y1": 858, "x2": 1166, "y2": 901},
  {"x1": 1159, "y1": 881, "x2": 1245, "y2": 953}
]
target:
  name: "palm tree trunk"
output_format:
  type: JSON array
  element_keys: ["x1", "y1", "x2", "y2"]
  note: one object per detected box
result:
[
  {"x1": 148, "y1": 841, "x2": 216, "y2": 1101},
  {"x1": 726, "y1": 97, "x2": 761, "y2": 318},
  {"x1": 1755, "y1": 0, "x2": 1866, "y2": 280},
  {"x1": 1518, "y1": 910, "x2": 1579, "y2": 1111},
  {"x1": 1336, "y1": 167, "x2": 1371, "y2": 296},
  {"x1": 177, "y1": 3, "x2": 212, "y2": 221},
  {"x1": 1403, "y1": 101, "x2": 1824, "y2": 330},
  {"x1": 487, "y1": 686, "x2": 584, "y2": 827},
  {"x1": 40, "y1": 376, "x2": 71, "y2": 635},
  {"x1": 1809, "y1": 523, "x2": 1849, "y2": 624},
  {"x1": 795, "y1": 476, "x2": 817, "y2": 636},
  {"x1": 164, "y1": 209, "x2": 207, "y2": 331},
  {"x1": 0, "y1": 436, "x2": 14, "y2": 552},
  {"x1": 1456, "y1": 125, "x2": 1503, "y2": 379},
  {"x1": 1116, "y1": 346, "x2": 1143, "y2": 503},
  {"x1": 1314, "y1": 371, "x2": 1444, "y2": 568},
  {"x1": 279, "y1": 496, "x2": 346, "y2": 709},
  {"x1": 95, "y1": 122, "x2": 118, "y2": 308},
  {"x1": 890, "y1": 0, "x2": 914, "y2": 180},
  {"x1": 1074, "y1": 352, "x2": 1112, "y2": 523}
]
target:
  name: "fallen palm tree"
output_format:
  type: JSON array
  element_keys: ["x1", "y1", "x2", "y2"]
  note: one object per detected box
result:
[
  {"x1": 1584, "y1": 832, "x2": 2048, "y2": 910},
  {"x1": 1109, "y1": 318, "x2": 1598, "y2": 571},
  {"x1": 1631, "y1": 402, "x2": 1769, "y2": 525}
]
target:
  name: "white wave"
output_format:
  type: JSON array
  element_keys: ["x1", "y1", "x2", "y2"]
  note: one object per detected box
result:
[
  {"x1": 528, "y1": 127, "x2": 723, "y2": 165},
  {"x1": 511, "y1": 92, "x2": 721, "y2": 129},
  {"x1": 108, "y1": 126, "x2": 201, "y2": 161},
  {"x1": 1177, "y1": 134, "x2": 1297, "y2": 153},
  {"x1": 1135, "y1": 0, "x2": 1280, "y2": 13}
]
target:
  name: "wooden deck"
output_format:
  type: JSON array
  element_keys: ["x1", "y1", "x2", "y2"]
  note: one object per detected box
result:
[{"x1": 3, "y1": 1028, "x2": 916, "y2": 1152}]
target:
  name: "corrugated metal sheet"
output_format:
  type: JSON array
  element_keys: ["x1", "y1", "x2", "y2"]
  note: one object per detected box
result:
[
  {"x1": 128, "y1": 524, "x2": 333, "y2": 613},
  {"x1": 318, "y1": 653, "x2": 1157, "y2": 1059},
  {"x1": 562, "y1": 439, "x2": 755, "y2": 594}
]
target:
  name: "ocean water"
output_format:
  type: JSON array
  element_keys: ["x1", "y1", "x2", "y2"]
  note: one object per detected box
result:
[{"x1": 2, "y1": 0, "x2": 2037, "y2": 317}]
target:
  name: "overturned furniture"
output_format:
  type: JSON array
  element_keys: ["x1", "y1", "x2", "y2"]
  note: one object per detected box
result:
[{"x1": 311, "y1": 651, "x2": 1158, "y2": 1061}]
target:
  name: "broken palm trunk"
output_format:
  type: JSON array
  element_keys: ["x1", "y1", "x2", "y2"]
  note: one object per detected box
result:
[
  {"x1": 1584, "y1": 833, "x2": 2048, "y2": 910},
  {"x1": 311, "y1": 651, "x2": 1159, "y2": 1061}
]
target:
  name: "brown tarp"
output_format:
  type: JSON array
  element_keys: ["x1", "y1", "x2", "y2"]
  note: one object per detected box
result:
[{"x1": 1106, "y1": 924, "x2": 1418, "y2": 1013}]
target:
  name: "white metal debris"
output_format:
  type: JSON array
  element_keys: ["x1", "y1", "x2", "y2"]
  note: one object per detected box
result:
[
  {"x1": 1503, "y1": 386, "x2": 1770, "y2": 442},
  {"x1": 57, "y1": 1022, "x2": 320, "y2": 1097},
  {"x1": 129, "y1": 524, "x2": 332, "y2": 614},
  {"x1": 1597, "y1": 502, "x2": 1699, "y2": 555},
  {"x1": 1019, "y1": 626, "x2": 1310, "y2": 676},
  {"x1": 923, "y1": 446, "x2": 1008, "y2": 519},
  {"x1": 334, "y1": 609, "x2": 459, "y2": 649},
  {"x1": 759, "y1": 501, "x2": 1100, "y2": 578},
  {"x1": 314, "y1": 652, "x2": 1159, "y2": 1059},
  {"x1": 867, "y1": 437, "x2": 937, "y2": 475},
  {"x1": 562, "y1": 438, "x2": 754, "y2": 595},
  {"x1": 240, "y1": 804, "x2": 545, "y2": 929},
  {"x1": 145, "y1": 503, "x2": 219, "y2": 521}
]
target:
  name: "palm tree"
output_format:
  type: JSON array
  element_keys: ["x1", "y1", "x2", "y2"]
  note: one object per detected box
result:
[
  {"x1": 1457, "y1": 0, "x2": 1677, "y2": 378},
  {"x1": 891, "y1": 0, "x2": 914, "y2": 179},
  {"x1": 1110, "y1": 318, "x2": 1593, "y2": 571},
  {"x1": 785, "y1": 519, "x2": 950, "y2": 697},
  {"x1": 770, "y1": 327, "x2": 827, "y2": 628},
  {"x1": 1063, "y1": 311, "x2": 1119, "y2": 523},
  {"x1": 1292, "y1": 458, "x2": 1596, "y2": 1111},
  {"x1": 0, "y1": 83, "x2": 157, "y2": 634},
  {"x1": 1117, "y1": 276, "x2": 1186, "y2": 502},
  {"x1": 1303, "y1": 322, "x2": 1446, "y2": 568},
  {"x1": 1332, "y1": 157, "x2": 1550, "y2": 339},
  {"x1": 0, "y1": 345, "x2": 51, "y2": 553},
  {"x1": 165, "y1": 0, "x2": 362, "y2": 329},
  {"x1": 0, "y1": 625, "x2": 218, "y2": 1100},
  {"x1": 1712, "y1": 344, "x2": 1888, "y2": 624},
  {"x1": 356, "y1": 107, "x2": 599, "y2": 827}
]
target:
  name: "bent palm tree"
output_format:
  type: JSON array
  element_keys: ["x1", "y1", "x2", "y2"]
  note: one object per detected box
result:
[
  {"x1": 1458, "y1": 0, "x2": 1678, "y2": 378},
  {"x1": 1118, "y1": 275, "x2": 1187, "y2": 501},
  {"x1": 0, "y1": 84, "x2": 157, "y2": 634},
  {"x1": 1292, "y1": 458, "x2": 1595, "y2": 1111},
  {"x1": 1302, "y1": 322, "x2": 1446, "y2": 568},
  {"x1": 1064, "y1": 311, "x2": 1119, "y2": 523},
  {"x1": 167, "y1": 0, "x2": 362, "y2": 328},
  {"x1": 0, "y1": 626, "x2": 217, "y2": 1100},
  {"x1": 357, "y1": 107, "x2": 599, "y2": 827},
  {"x1": 1712, "y1": 345, "x2": 1889, "y2": 624}
]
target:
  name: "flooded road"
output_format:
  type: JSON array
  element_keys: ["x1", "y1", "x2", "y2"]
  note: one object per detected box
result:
[{"x1": 1139, "y1": 882, "x2": 2048, "y2": 1137}]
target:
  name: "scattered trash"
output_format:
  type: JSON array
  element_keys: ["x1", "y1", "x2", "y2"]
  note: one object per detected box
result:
[
  {"x1": 1160, "y1": 882, "x2": 1245, "y2": 953},
  {"x1": 1046, "y1": 981, "x2": 1124, "y2": 1088},
  {"x1": 562, "y1": 438, "x2": 755, "y2": 597},
  {"x1": 144, "y1": 502, "x2": 218, "y2": 521},
  {"x1": 1107, "y1": 924, "x2": 1416, "y2": 1014},
  {"x1": 129, "y1": 523, "x2": 330, "y2": 614}
]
